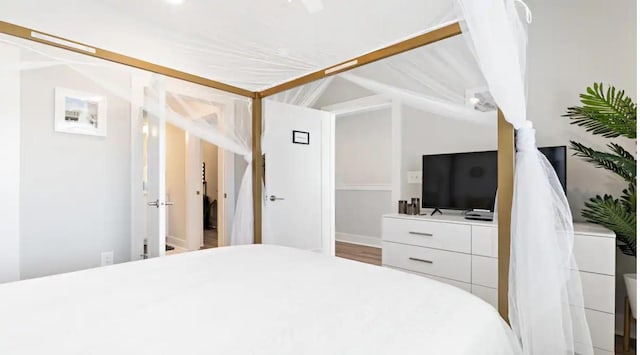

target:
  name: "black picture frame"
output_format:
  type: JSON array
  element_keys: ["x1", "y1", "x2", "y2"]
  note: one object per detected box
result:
[{"x1": 292, "y1": 130, "x2": 310, "y2": 145}]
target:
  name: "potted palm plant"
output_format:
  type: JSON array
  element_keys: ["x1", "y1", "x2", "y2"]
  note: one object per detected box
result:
[{"x1": 564, "y1": 83, "x2": 637, "y2": 318}]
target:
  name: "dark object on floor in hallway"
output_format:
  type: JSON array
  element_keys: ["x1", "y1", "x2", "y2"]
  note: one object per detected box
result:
[
  {"x1": 166, "y1": 244, "x2": 175, "y2": 251},
  {"x1": 203, "y1": 195, "x2": 212, "y2": 229},
  {"x1": 203, "y1": 195, "x2": 218, "y2": 230}
]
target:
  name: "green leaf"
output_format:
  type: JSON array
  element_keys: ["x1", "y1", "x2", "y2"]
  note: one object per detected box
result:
[
  {"x1": 570, "y1": 141, "x2": 636, "y2": 182},
  {"x1": 582, "y1": 195, "x2": 637, "y2": 256},
  {"x1": 621, "y1": 183, "x2": 636, "y2": 213},
  {"x1": 565, "y1": 83, "x2": 637, "y2": 256},
  {"x1": 563, "y1": 83, "x2": 636, "y2": 139}
]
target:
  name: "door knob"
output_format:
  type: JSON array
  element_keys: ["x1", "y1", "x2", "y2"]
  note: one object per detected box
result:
[
  {"x1": 269, "y1": 195, "x2": 284, "y2": 202},
  {"x1": 147, "y1": 199, "x2": 174, "y2": 207}
]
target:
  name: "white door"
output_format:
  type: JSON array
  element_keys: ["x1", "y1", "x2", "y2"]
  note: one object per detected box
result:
[
  {"x1": 263, "y1": 101, "x2": 335, "y2": 256},
  {"x1": 185, "y1": 134, "x2": 204, "y2": 251},
  {"x1": 217, "y1": 148, "x2": 235, "y2": 247},
  {"x1": 144, "y1": 87, "x2": 167, "y2": 258}
]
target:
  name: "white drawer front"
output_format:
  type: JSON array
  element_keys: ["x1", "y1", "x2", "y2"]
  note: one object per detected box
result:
[
  {"x1": 580, "y1": 308, "x2": 614, "y2": 351},
  {"x1": 471, "y1": 225, "x2": 498, "y2": 257},
  {"x1": 472, "y1": 255, "x2": 498, "y2": 288},
  {"x1": 471, "y1": 284, "x2": 497, "y2": 309},
  {"x1": 382, "y1": 218, "x2": 471, "y2": 253},
  {"x1": 579, "y1": 271, "x2": 615, "y2": 313},
  {"x1": 592, "y1": 348, "x2": 613, "y2": 355},
  {"x1": 382, "y1": 241, "x2": 471, "y2": 282},
  {"x1": 574, "y1": 234, "x2": 615, "y2": 275},
  {"x1": 385, "y1": 266, "x2": 472, "y2": 292}
]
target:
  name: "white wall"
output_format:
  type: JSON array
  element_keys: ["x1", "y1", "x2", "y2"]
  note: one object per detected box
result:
[
  {"x1": 19, "y1": 66, "x2": 131, "y2": 279},
  {"x1": 336, "y1": 109, "x2": 392, "y2": 186},
  {"x1": 0, "y1": 43, "x2": 21, "y2": 282},
  {"x1": 314, "y1": 77, "x2": 374, "y2": 108},
  {"x1": 166, "y1": 123, "x2": 187, "y2": 247},
  {"x1": 526, "y1": 0, "x2": 637, "y2": 335},
  {"x1": 527, "y1": 0, "x2": 637, "y2": 219},
  {"x1": 401, "y1": 106, "x2": 497, "y2": 200},
  {"x1": 334, "y1": 109, "x2": 393, "y2": 246}
]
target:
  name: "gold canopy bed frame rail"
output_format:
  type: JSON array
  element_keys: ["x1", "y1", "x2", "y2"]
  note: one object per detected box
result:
[{"x1": 0, "y1": 20, "x2": 514, "y2": 322}]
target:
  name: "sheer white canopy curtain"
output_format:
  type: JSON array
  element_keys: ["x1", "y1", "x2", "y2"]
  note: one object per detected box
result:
[
  {"x1": 0, "y1": 33, "x2": 254, "y2": 246},
  {"x1": 1, "y1": 0, "x2": 593, "y2": 351},
  {"x1": 458, "y1": 0, "x2": 592, "y2": 354},
  {"x1": 267, "y1": 2, "x2": 592, "y2": 352}
]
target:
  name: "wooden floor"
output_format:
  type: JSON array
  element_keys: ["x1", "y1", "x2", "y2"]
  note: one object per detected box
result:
[
  {"x1": 617, "y1": 336, "x2": 637, "y2": 355},
  {"x1": 335, "y1": 241, "x2": 635, "y2": 355},
  {"x1": 335, "y1": 241, "x2": 381, "y2": 266},
  {"x1": 202, "y1": 229, "x2": 218, "y2": 249}
]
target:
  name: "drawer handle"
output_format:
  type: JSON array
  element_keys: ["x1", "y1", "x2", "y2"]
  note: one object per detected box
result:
[
  {"x1": 409, "y1": 231, "x2": 433, "y2": 237},
  {"x1": 409, "y1": 257, "x2": 433, "y2": 264}
]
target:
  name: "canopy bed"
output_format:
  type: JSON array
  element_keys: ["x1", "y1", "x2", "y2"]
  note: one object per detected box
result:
[
  {"x1": 0, "y1": 0, "x2": 593, "y2": 353},
  {"x1": 0, "y1": 245, "x2": 519, "y2": 354}
]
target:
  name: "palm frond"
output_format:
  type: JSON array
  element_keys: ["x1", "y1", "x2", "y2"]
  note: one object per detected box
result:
[
  {"x1": 621, "y1": 183, "x2": 636, "y2": 213},
  {"x1": 582, "y1": 194, "x2": 637, "y2": 256},
  {"x1": 570, "y1": 141, "x2": 636, "y2": 182},
  {"x1": 563, "y1": 83, "x2": 636, "y2": 139}
]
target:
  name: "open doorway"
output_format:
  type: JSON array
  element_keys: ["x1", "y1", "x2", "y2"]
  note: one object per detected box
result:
[
  {"x1": 201, "y1": 140, "x2": 219, "y2": 249},
  {"x1": 164, "y1": 123, "x2": 234, "y2": 255},
  {"x1": 133, "y1": 79, "x2": 240, "y2": 260}
]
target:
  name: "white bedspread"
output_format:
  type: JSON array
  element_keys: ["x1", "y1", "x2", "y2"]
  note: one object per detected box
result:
[{"x1": 0, "y1": 245, "x2": 520, "y2": 355}]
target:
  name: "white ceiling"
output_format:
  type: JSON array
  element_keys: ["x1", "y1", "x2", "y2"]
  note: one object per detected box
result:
[{"x1": 0, "y1": 0, "x2": 459, "y2": 91}]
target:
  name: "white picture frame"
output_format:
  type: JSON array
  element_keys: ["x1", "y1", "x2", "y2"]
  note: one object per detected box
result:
[{"x1": 55, "y1": 87, "x2": 107, "y2": 137}]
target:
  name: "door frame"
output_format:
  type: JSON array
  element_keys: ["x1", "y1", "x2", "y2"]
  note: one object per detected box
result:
[
  {"x1": 198, "y1": 140, "x2": 234, "y2": 248},
  {"x1": 321, "y1": 109, "x2": 336, "y2": 256},
  {"x1": 130, "y1": 72, "x2": 150, "y2": 260},
  {"x1": 131, "y1": 77, "x2": 236, "y2": 258},
  {"x1": 322, "y1": 95, "x2": 397, "y2": 249},
  {"x1": 216, "y1": 148, "x2": 235, "y2": 247}
]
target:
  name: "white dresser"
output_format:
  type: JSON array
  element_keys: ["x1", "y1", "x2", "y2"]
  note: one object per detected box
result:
[{"x1": 381, "y1": 213, "x2": 616, "y2": 355}]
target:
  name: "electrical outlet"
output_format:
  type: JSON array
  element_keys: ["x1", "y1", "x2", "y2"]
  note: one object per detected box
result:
[
  {"x1": 407, "y1": 171, "x2": 422, "y2": 184},
  {"x1": 101, "y1": 251, "x2": 114, "y2": 266}
]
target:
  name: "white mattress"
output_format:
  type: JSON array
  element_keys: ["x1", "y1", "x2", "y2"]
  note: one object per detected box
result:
[{"x1": 0, "y1": 245, "x2": 521, "y2": 355}]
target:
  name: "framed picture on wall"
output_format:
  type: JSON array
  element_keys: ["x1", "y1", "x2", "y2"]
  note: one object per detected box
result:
[{"x1": 54, "y1": 87, "x2": 107, "y2": 137}]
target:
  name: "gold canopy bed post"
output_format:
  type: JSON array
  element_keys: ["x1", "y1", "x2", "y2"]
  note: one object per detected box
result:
[
  {"x1": 0, "y1": 22, "x2": 254, "y2": 98},
  {"x1": 497, "y1": 110, "x2": 514, "y2": 322},
  {"x1": 252, "y1": 94, "x2": 263, "y2": 244},
  {"x1": 256, "y1": 22, "x2": 515, "y2": 321},
  {"x1": 0, "y1": 20, "x2": 515, "y2": 322}
]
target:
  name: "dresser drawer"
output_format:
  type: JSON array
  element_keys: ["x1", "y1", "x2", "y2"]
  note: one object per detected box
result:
[
  {"x1": 382, "y1": 241, "x2": 471, "y2": 282},
  {"x1": 472, "y1": 255, "x2": 498, "y2": 288},
  {"x1": 592, "y1": 348, "x2": 613, "y2": 355},
  {"x1": 471, "y1": 225, "x2": 498, "y2": 257},
  {"x1": 471, "y1": 284, "x2": 497, "y2": 309},
  {"x1": 584, "y1": 309, "x2": 615, "y2": 351},
  {"x1": 574, "y1": 234, "x2": 615, "y2": 275},
  {"x1": 579, "y1": 271, "x2": 615, "y2": 313},
  {"x1": 382, "y1": 218, "x2": 471, "y2": 253},
  {"x1": 385, "y1": 266, "x2": 472, "y2": 292}
]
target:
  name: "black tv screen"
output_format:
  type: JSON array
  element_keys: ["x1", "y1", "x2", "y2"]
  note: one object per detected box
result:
[{"x1": 421, "y1": 146, "x2": 566, "y2": 211}]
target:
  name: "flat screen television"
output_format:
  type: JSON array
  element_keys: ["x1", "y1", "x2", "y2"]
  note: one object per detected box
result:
[{"x1": 421, "y1": 146, "x2": 566, "y2": 211}]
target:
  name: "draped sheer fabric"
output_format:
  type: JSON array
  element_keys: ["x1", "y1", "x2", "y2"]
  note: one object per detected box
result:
[
  {"x1": 0, "y1": 33, "x2": 254, "y2": 247},
  {"x1": 1, "y1": 0, "x2": 595, "y2": 352},
  {"x1": 458, "y1": 0, "x2": 592, "y2": 353}
]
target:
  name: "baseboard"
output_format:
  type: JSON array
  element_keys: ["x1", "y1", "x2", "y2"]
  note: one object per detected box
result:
[
  {"x1": 166, "y1": 235, "x2": 188, "y2": 250},
  {"x1": 335, "y1": 232, "x2": 381, "y2": 248}
]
